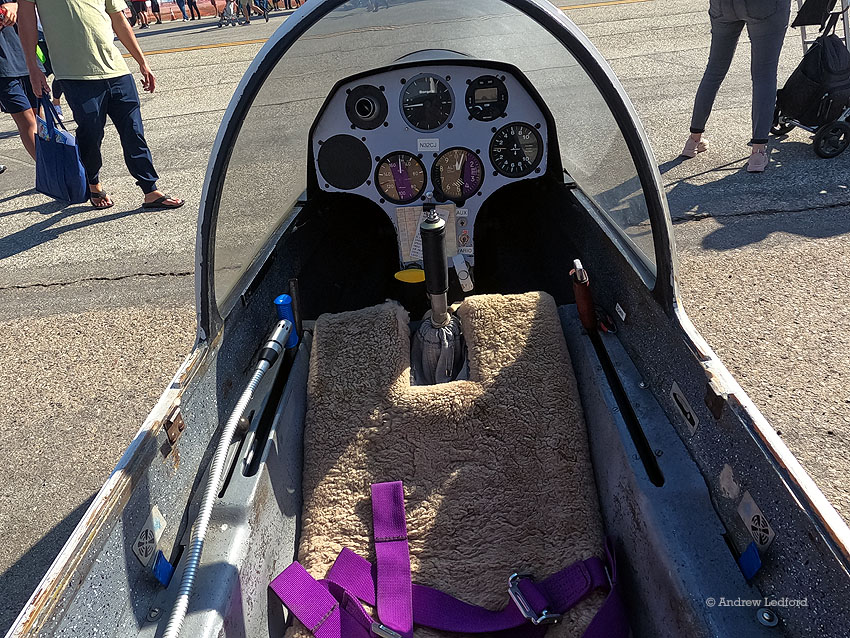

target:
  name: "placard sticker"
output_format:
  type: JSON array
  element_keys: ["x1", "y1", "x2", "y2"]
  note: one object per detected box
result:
[
  {"x1": 396, "y1": 204, "x2": 458, "y2": 262},
  {"x1": 133, "y1": 505, "x2": 167, "y2": 567},
  {"x1": 615, "y1": 303, "x2": 626, "y2": 322},
  {"x1": 737, "y1": 491, "x2": 776, "y2": 551},
  {"x1": 417, "y1": 138, "x2": 440, "y2": 153}
]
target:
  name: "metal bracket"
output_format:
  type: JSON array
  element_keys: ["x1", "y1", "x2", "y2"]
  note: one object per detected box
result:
[
  {"x1": 704, "y1": 377, "x2": 727, "y2": 420},
  {"x1": 163, "y1": 406, "x2": 186, "y2": 445}
]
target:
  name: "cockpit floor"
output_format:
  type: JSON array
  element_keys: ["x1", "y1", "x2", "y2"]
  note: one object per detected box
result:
[{"x1": 289, "y1": 292, "x2": 604, "y2": 637}]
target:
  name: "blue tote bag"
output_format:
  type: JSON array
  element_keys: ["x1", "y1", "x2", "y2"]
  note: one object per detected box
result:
[{"x1": 35, "y1": 96, "x2": 88, "y2": 204}]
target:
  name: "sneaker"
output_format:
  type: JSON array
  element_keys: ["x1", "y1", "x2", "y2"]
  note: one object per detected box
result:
[
  {"x1": 0, "y1": 165, "x2": 6, "y2": 175},
  {"x1": 747, "y1": 149, "x2": 768, "y2": 173},
  {"x1": 681, "y1": 136, "x2": 708, "y2": 158}
]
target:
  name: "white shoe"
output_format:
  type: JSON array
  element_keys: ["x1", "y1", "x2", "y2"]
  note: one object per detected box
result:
[
  {"x1": 681, "y1": 136, "x2": 708, "y2": 158},
  {"x1": 747, "y1": 149, "x2": 768, "y2": 173},
  {"x1": 54, "y1": 104, "x2": 64, "y2": 122}
]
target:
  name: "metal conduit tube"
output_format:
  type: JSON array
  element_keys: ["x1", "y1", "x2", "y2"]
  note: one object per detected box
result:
[{"x1": 162, "y1": 319, "x2": 293, "y2": 638}]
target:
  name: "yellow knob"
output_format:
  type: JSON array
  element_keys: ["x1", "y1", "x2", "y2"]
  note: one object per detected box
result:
[{"x1": 394, "y1": 269, "x2": 425, "y2": 284}]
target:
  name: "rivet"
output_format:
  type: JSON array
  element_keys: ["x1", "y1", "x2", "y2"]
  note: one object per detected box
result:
[
  {"x1": 639, "y1": 381, "x2": 647, "y2": 389},
  {"x1": 757, "y1": 608, "x2": 778, "y2": 627},
  {"x1": 147, "y1": 607, "x2": 161, "y2": 622}
]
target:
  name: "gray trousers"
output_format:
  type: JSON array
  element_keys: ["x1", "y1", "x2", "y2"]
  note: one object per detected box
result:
[{"x1": 690, "y1": 0, "x2": 791, "y2": 144}]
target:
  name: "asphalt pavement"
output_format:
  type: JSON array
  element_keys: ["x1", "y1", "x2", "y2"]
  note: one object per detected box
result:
[{"x1": 1, "y1": 0, "x2": 849, "y2": 633}]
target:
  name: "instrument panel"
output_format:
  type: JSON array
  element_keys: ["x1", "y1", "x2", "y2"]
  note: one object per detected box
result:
[{"x1": 311, "y1": 62, "x2": 551, "y2": 267}]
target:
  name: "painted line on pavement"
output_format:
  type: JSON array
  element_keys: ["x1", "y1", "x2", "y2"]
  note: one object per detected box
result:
[
  {"x1": 124, "y1": 38, "x2": 269, "y2": 57},
  {"x1": 127, "y1": 0, "x2": 654, "y2": 57},
  {"x1": 558, "y1": 0, "x2": 652, "y2": 9}
]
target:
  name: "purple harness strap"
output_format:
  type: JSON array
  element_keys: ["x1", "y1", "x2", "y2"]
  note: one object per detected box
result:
[
  {"x1": 326, "y1": 547, "x2": 608, "y2": 633},
  {"x1": 270, "y1": 481, "x2": 630, "y2": 638},
  {"x1": 269, "y1": 562, "x2": 372, "y2": 637},
  {"x1": 371, "y1": 481, "x2": 414, "y2": 638}
]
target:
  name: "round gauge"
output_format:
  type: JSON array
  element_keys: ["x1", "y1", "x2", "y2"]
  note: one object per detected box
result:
[
  {"x1": 400, "y1": 74, "x2": 453, "y2": 132},
  {"x1": 489, "y1": 122, "x2": 544, "y2": 178},
  {"x1": 431, "y1": 147, "x2": 484, "y2": 203},
  {"x1": 345, "y1": 84, "x2": 388, "y2": 130},
  {"x1": 375, "y1": 151, "x2": 427, "y2": 204},
  {"x1": 317, "y1": 134, "x2": 372, "y2": 190},
  {"x1": 465, "y1": 75, "x2": 508, "y2": 122}
]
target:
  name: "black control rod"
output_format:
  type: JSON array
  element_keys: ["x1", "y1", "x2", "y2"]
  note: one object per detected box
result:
[{"x1": 420, "y1": 206, "x2": 450, "y2": 327}]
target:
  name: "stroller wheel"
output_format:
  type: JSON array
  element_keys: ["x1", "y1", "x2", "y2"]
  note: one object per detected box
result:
[
  {"x1": 813, "y1": 120, "x2": 850, "y2": 158},
  {"x1": 771, "y1": 107, "x2": 795, "y2": 136}
]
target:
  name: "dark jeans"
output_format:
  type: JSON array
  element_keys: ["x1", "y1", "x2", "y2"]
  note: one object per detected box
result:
[
  {"x1": 61, "y1": 74, "x2": 159, "y2": 194},
  {"x1": 691, "y1": 0, "x2": 791, "y2": 144},
  {"x1": 187, "y1": 0, "x2": 201, "y2": 18}
]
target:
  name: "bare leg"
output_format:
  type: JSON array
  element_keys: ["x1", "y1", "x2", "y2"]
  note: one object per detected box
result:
[{"x1": 10, "y1": 109, "x2": 36, "y2": 160}]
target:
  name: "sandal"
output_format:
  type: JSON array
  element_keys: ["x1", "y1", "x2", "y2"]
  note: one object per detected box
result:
[
  {"x1": 90, "y1": 190, "x2": 114, "y2": 209},
  {"x1": 142, "y1": 195, "x2": 185, "y2": 209}
]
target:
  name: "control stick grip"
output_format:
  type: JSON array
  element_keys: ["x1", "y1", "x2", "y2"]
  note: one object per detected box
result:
[{"x1": 420, "y1": 212, "x2": 448, "y2": 295}]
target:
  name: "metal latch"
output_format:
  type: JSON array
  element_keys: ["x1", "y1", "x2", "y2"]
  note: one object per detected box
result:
[{"x1": 163, "y1": 405, "x2": 185, "y2": 445}]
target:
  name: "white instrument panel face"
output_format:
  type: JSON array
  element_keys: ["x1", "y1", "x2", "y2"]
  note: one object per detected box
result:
[{"x1": 312, "y1": 63, "x2": 549, "y2": 266}]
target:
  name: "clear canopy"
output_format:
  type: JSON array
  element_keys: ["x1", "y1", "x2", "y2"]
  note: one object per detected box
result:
[{"x1": 212, "y1": 0, "x2": 658, "y2": 312}]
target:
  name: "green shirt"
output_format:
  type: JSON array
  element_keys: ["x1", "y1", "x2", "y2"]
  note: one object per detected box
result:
[{"x1": 25, "y1": 0, "x2": 130, "y2": 80}]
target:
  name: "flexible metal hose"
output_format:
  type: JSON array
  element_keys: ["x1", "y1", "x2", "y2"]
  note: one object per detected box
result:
[{"x1": 163, "y1": 320, "x2": 291, "y2": 638}]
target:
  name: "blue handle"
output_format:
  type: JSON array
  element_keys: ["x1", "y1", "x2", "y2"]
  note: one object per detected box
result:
[
  {"x1": 40, "y1": 95, "x2": 69, "y2": 133},
  {"x1": 274, "y1": 294, "x2": 299, "y2": 348}
]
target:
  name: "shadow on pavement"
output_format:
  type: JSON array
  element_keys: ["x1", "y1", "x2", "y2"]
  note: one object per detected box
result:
[
  {"x1": 0, "y1": 494, "x2": 96, "y2": 636},
  {"x1": 698, "y1": 201, "x2": 850, "y2": 250},
  {"x1": 660, "y1": 139, "x2": 850, "y2": 249},
  {"x1": 0, "y1": 204, "x2": 157, "y2": 261}
]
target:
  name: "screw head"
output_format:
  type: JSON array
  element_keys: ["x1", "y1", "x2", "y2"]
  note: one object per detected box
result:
[
  {"x1": 639, "y1": 381, "x2": 647, "y2": 389},
  {"x1": 146, "y1": 607, "x2": 161, "y2": 622}
]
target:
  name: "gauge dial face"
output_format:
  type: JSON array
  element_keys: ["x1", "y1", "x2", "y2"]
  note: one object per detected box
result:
[
  {"x1": 489, "y1": 122, "x2": 543, "y2": 178},
  {"x1": 400, "y1": 74, "x2": 453, "y2": 132},
  {"x1": 432, "y1": 147, "x2": 484, "y2": 203},
  {"x1": 465, "y1": 75, "x2": 508, "y2": 122},
  {"x1": 376, "y1": 152, "x2": 427, "y2": 204}
]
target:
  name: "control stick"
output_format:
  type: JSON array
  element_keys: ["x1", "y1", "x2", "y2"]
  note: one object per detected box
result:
[
  {"x1": 411, "y1": 203, "x2": 465, "y2": 384},
  {"x1": 420, "y1": 206, "x2": 450, "y2": 327}
]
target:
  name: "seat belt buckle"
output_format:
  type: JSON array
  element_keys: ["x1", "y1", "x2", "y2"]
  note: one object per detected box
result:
[
  {"x1": 371, "y1": 622, "x2": 402, "y2": 638},
  {"x1": 508, "y1": 573, "x2": 562, "y2": 625}
]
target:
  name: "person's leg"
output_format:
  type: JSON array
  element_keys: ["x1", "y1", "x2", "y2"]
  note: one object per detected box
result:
[
  {"x1": 9, "y1": 109, "x2": 36, "y2": 160},
  {"x1": 177, "y1": 0, "x2": 189, "y2": 20},
  {"x1": 105, "y1": 75, "x2": 182, "y2": 207},
  {"x1": 0, "y1": 77, "x2": 38, "y2": 160},
  {"x1": 747, "y1": 6, "x2": 791, "y2": 146},
  {"x1": 688, "y1": 16, "x2": 746, "y2": 142},
  {"x1": 62, "y1": 79, "x2": 112, "y2": 205}
]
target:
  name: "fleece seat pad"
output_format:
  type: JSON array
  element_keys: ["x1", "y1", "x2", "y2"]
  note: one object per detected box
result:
[{"x1": 287, "y1": 292, "x2": 605, "y2": 638}]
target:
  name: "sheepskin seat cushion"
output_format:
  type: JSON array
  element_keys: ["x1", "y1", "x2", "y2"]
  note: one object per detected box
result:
[{"x1": 286, "y1": 292, "x2": 604, "y2": 637}]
